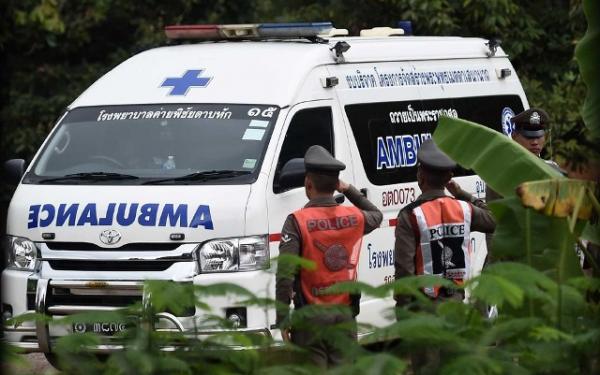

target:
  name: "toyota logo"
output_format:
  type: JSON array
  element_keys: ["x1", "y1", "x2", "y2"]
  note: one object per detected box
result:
[
  {"x1": 73, "y1": 322, "x2": 87, "y2": 333},
  {"x1": 100, "y1": 229, "x2": 121, "y2": 245}
]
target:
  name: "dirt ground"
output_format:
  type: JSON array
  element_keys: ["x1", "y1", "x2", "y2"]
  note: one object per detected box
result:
[{"x1": 5, "y1": 353, "x2": 56, "y2": 375}]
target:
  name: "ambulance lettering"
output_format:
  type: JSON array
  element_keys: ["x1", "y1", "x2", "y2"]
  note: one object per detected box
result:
[
  {"x1": 376, "y1": 133, "x2": 432, "y2": 169},
  {"x1": 27, "y1": 203, "x2": 214, "y2": 229},
  {"x1": 345, "y1": 67, "x2": 491, "y2": 89},
  {"x1": 367, "y1": 243, "x2": 394, "y2": 269}
]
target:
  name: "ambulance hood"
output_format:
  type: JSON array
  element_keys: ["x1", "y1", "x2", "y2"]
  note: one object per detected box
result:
[{"x1": 6, "y1": 184, "x2": 252, "y2": 247}]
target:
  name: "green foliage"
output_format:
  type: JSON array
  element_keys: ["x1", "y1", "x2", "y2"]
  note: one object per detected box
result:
[
  {"x1": 575, "y1": 0, "x2": 600, "y2": 141},
  {"x1": 521, "y1": 75, "x2": 593, "y2": 168},
  {"x1": 276, "y1": 253, "x2": 317, "y2": 279},
  {"x1": 328, "y1": 353, "x2": 408, "y2": 375},
  {"x1": 1, "y1": 263, "x2": 598, "y2": 374},
  {"x1": 434, "y1": 117, "x2": 564, "y2": 198},
  {"x1": 488, "y1": 197, "x2": 583, "y2": 276},
  {"x1": 469, "y1": 273, "x2": 524, "y2": 309}
]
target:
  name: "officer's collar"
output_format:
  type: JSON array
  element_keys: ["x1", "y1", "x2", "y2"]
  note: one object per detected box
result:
[
  {"x1": 419, "y1": 189, "x2": 448, "y2": 200},
  {"x1": 305, "y1": 196, "x2": 338, "y2": 207}
]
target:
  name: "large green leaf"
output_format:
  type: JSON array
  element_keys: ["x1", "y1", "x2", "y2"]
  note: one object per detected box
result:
[
  {"x1": 469, "y1": 273, "x2": 524, "y2": 308},
  {"x1": 489, "y1": 197, "x2": 582, "y2": 280},
  {"x1": 581, "y1": 221, "x2": 600, "y2": 245},
  {"x1": 434, "y1": 116, "x2": 563, "y2": 197},
  {"x1": 575, "y1": 0, "x2": 600, "y2": 140}
]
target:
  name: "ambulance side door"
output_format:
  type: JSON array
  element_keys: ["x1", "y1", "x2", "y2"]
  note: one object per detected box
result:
[{"x1": 266, "y1": 100, "x2": 354, "y2": 258}]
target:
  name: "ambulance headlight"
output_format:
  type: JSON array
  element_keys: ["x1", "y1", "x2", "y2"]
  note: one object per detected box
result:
[
  {"x1": 196, "y1": 235, "x2": 270, "y2": 273},
  {"x1": 4, "y1": 236, "x2": 38, "y2": 270}
]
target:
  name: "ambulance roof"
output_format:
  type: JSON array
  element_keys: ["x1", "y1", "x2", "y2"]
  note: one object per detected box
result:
[{"x1": 70, "y1": 36, "x2": 507, "y2": 109}]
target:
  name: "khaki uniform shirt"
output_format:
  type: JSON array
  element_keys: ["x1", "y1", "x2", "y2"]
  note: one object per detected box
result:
[
  {"x1": 394, "y1": 189, "x2": 496, "y2": 305},
  {"x1": 276, "y1": 185, "x2": 383, "y2": 324}
]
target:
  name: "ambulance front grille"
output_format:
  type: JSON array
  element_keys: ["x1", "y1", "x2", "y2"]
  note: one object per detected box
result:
[
  {"x1": 45, "y1": 242, "x2": 180, "y2": 251},
  {"x1": 45, "y1": 282, "x2": 144, "y2": 315},
  {"x1": 44, "y1": 281, "x2": 195, "y2": 317},
  {"x1": 49, "y1": 287, "x2": 142, "y2": 311},
  {"x1": 48, "y1": 260, "x2": 176, "y2": 272}
]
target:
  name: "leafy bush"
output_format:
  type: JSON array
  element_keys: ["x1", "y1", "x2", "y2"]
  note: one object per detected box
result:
[{"x1": 4, "y1": 258, "x2": 599, "y2": 374}]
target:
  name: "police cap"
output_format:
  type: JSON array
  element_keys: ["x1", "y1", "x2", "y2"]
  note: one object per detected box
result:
[
  {"x1": 417, "y1": 139, "x2": 457, "y2": 171},
  {"x1": 511, "y1": 108, "x2": 549, "y2": 138},
  {"x1": 304, "y1": 145, "x2": 345, "y2": 175}
]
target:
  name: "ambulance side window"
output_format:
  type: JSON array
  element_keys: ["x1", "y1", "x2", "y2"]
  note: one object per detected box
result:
[
  {"x1": 345, "y1": 95, "x2": 524, "y2": 185},
  {"x1": 274, "y1": 107, "x2": 334, "y2": 193}
]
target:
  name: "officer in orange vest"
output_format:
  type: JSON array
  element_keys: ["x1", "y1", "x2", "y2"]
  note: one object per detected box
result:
[
  {"x1": 276, "y1": 145, "x2": 382, "y2": 368},
  {"x1": 394, "y1": 139, "x2": 496, "y2": 372},
  {"x1": 394, "y1": 139, "x2": 496, "y2": 301}
]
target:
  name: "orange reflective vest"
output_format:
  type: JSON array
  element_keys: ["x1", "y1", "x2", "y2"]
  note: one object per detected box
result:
[
  {"x1": 410, "y1": 197, "x2": 473, "y2": 298},
  {"x1": 293, "y1": 206, "x2": 365, "y2": 305}
]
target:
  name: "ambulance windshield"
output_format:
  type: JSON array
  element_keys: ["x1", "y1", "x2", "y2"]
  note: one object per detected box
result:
[{"x1": 26, "y1": 104, "x2": 279, "y2": 185}]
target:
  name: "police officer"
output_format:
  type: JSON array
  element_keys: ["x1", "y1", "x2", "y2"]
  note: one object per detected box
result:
[
  {"x1": 276, "y1": 145, "x2": 382, "y2": 368},
  {"x1": 512, "y1": 108, "x2": 551, "y2": 157},
  {"x1": 485, "y1": 108, "x2": 565, "y2": 265},
  {"x1": 394, "y1": 140, "x2": 496, "y2": 372},
  {"x1": 487, "y1": 107, "x2": 564, "y2": 203}
]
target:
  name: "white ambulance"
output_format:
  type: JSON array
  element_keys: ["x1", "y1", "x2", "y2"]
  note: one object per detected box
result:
[{"x1": 2, "y1": 22, "x2": 527, "y2": 356}]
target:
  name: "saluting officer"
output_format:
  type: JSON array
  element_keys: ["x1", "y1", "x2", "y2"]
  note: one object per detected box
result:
[
  {"x1": 394, "y1": 139, "x2": 496, "y2": 372},
  {"x1": 394, "y1": 140, "x2": 496, "y2": 300},
  {"x1": 276, "y1": 145, "x2": 382, "y2": 368}
]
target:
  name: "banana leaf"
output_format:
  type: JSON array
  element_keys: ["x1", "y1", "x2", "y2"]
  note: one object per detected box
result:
[
  {"x1": 575, "y1": 0, "x2": 600, "y2": 140},
  {"x1": 517, "y1": 179, "x2": 600, "y2": 245},
  {"x1": 582, "y1": 222, "x2": 600, "y2": 246},
  {"x1": 434, "y1": 116, "x2": 564, "y2": 198},
  {"x1": 517, "y1": 179, "x2": 597, "y2": 220},
  {"x1": 489, "y1": 197, "x2": 582, "y2": 280}
]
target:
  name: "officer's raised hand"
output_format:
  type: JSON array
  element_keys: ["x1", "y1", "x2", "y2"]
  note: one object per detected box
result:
[
  {"x1": 445, "y1": 179, "x2": 462, "y2": 197},
  {"x1": 336, "y1": 179, "x2": 349, "y2": 194},
  {"x1": 446, "y1": 179, "x2": 481, "y2": 204}
]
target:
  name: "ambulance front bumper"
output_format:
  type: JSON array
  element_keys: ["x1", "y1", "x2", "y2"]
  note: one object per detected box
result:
[{"x1": 3, "y1": 276, "x2": 280, "y2": 353}]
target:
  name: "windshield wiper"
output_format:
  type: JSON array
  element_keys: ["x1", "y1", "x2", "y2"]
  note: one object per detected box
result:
[
  {"x1": 143, "y1": 170, "x2": 251, "y2": 185},
  {"x1": 38, "y1": 172, "x2": 140, "y2": 184}
]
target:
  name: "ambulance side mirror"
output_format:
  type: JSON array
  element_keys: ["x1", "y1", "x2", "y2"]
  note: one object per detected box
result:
[
  {"x1": 3, "y1": 159, "x2": 26, "y2": 186},
  {"x1": 277, "y1": 158, "x2": 305, "y2": 192}
]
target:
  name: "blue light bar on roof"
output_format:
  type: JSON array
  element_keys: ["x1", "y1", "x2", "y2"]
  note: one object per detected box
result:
[
  {"x1": 164, "y1": 22, "x2": 334, "y2": 40},
  {"x1": 397, "y1": 20, "x2": 413, "y2": 35},
  {"x1": 258, "y1": 22, "x2": 333, "y2": 37}
]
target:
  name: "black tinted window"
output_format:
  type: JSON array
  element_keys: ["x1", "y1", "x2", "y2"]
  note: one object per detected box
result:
[
  {"x1": 345, "y1": 95, "x2": 524, "y2": 185},
  {"x1": 274, "y1": 107, "x2": 334, "y2": 192}
]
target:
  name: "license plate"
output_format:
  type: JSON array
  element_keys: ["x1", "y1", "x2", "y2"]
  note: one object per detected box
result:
[{"x1": 72, "y1": 321, "x2": 128, "y2": 335}]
